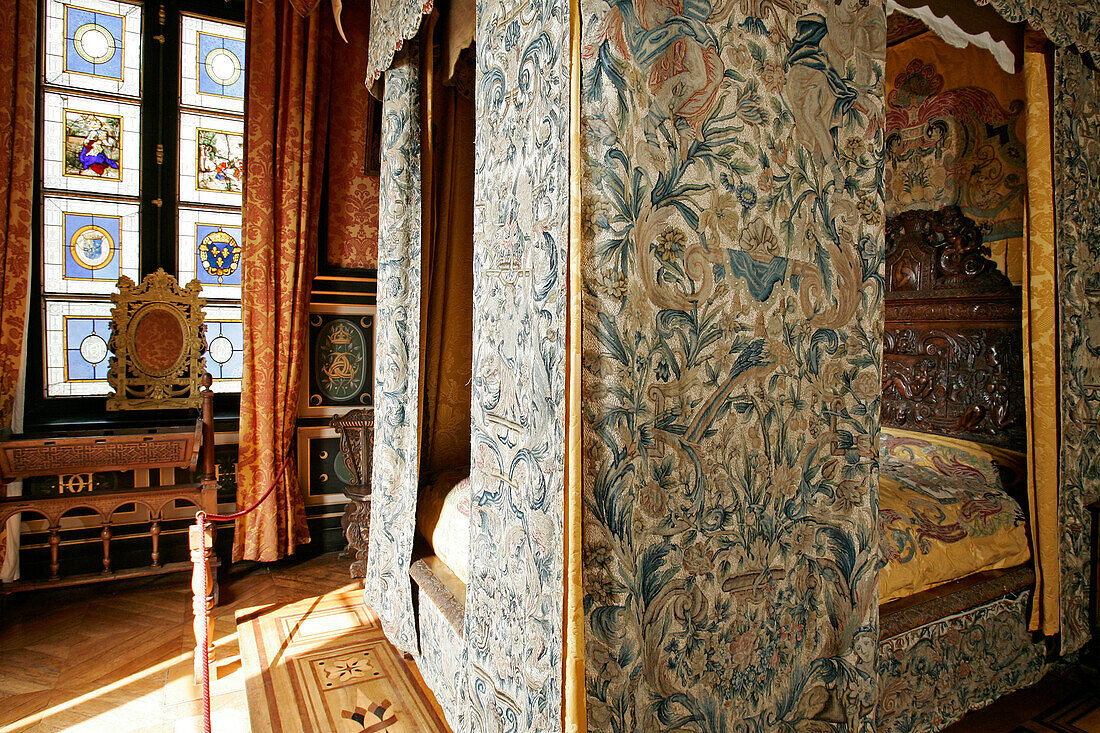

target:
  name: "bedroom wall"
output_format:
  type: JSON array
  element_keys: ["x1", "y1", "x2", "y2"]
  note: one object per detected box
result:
[
  {"x1": 578, "y1": 0, "x2": 886, "y2": 728},
  {"x1": 886, "y1": 31, "x2": 1026, "y2": 283}
]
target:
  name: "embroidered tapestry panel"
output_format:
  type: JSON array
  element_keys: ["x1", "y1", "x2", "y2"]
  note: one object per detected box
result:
[
  {"x1": 578, "y1": 0, "x2": 886, "y2": 728},
  {"x1": 878, "y1": 591, "x2": 1046, "y2": 732},
  {"x1": 363, "y1": 49, "x2": 423, "y2": 656},
  {"x1": 885, "y1": 34, "x2": 1025, "y2": 282},
  {"x1": 1053, "y1": 47, "x2": 1100, "y2": 656},
  {"x1": 463, "y1": 0, "x2": 570, "y2": 729}
]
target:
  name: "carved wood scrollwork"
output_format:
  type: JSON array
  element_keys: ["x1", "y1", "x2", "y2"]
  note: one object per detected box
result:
[
  {"x1": 107, "y1": 269, "x2": 207, "y2": 411},
  {"x1": 885, "y1": 206, "x2": 1011, "y2": 294},
  {"x1": 883, "y1": 208, "x2": 1025, "y2": 451}
]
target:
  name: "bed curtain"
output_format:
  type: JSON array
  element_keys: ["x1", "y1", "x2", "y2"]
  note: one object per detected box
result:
[
  {"x1": 363, "y1": 43, "x2": 424, "y2": 655},
  {"x1": 1021, "y1": 36, "x2": 1060, "y2": 637}
]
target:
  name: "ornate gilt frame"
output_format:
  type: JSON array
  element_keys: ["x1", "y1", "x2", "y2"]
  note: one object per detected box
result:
[{"x1": 107, "y1": 269, "x2": 207, "y2": 410}]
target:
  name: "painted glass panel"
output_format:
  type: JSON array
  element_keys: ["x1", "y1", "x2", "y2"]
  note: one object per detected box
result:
[
  {"x1": 203, "y1": 305, "x2": 243, "y2": 392},
  {"x1": 178, "y1": 112, "x2": 243, "y2": 206},
  {"x1": 44, "y1": 0, "x2": 142, "y2": 97},
  {"x1": 180, "y1": 14, "x2": 246, "y2": 114},
  {"x1": 43, "y1": 92, "x2": 140, "y2": 197},
  {"x1": 43, "y1": 197, "x2": 139, "y2": 295},
  {"x1": 44, "y1": 298, "x2": 114, "y2": 397},
  {"x1": 176, "y1": 208, "x2": 242, "y2": 300}
]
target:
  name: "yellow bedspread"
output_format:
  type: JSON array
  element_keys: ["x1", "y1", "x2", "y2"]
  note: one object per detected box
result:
[
  {"x1": 416, "y1": 469, "x2": 472, "y2": 585},
  {"x1": 879, "y1": 430, "x2": 1031, "y2": 604}
]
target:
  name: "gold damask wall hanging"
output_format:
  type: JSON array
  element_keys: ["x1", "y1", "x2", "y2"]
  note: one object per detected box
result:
[{"x1": 107, "y1": 268, "x2": 207, "y2": 410}]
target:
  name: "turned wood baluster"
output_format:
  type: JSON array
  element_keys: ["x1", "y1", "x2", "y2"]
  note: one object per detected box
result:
[
  {"x1": 100, "y1": 520, "x2": 113, "y2": 574},
  {"x1": 48, "y1": 523, "x2": 61, "y2": 580},
  {"x1": 150, "y1": 514, "x2": 162, "y2": 568},
  {"x1": 189, "y1": 522, "x2": 215, "y2": 683}
]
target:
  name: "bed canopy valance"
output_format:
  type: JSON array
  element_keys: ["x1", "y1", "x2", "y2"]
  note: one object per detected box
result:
[{"x1": 360, "y1": 0, "x2": 1100, "y2": 730}]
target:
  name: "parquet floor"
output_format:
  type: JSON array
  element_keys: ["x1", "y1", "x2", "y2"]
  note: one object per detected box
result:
[{"x1": 0, "y1": 552, "x2": 369, "y2": 732}]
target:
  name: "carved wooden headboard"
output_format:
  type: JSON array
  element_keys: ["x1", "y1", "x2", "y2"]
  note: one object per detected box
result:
[{"x1": 882, "y1": 206, "x2": 1025, "y2": 453}]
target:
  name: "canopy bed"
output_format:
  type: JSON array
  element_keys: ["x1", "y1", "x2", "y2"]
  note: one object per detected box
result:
[{"x1": 359, "y1": 0, "x2": 1100, "y2": 730}]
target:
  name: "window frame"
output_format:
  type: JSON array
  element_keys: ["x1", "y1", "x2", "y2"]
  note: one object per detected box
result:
[{"x1": 25, "y1": 0, "x2": 246, "y2": 432}]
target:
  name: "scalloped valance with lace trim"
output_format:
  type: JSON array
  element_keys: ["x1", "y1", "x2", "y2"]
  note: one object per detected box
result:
[
  {"x1": 364, "y1": 0, "x2": 434, "y2": 88},
  {"x1": 976, "y1": 0, "x2": 1100, "y2": 56}
]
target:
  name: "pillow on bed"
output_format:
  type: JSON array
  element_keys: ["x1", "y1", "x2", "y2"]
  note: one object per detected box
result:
[
  {"x1": 416, "y1": 469, "x2": 471, "y2": 585},
  {"x1": 878, "y1": 459, "x2": 1030, "y2": 604},
  {"x1": 879, "y1": 427, "x2": 1004, "y2": 489}
]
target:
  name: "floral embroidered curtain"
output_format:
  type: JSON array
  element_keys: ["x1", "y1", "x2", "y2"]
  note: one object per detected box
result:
[
  {"x1": 363, "y1": 44, "x2": 424, "y2": 655},
  {"x1": 977, "y1": 0, "x2": 1100, "y2": 57},
  {"x1": 365, "y1": 0, "x2": 433, "y2": 88}
]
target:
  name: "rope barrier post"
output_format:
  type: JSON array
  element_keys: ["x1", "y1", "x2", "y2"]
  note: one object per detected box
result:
[{"x1": 190, "y1": 514, "x2": 215, "y2": 712}]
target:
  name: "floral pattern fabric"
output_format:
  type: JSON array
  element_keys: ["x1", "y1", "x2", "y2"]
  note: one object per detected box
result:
[
  {"x1": 878, "y1": 591, "x2": 1046, "y2": 732},
  {"x1": 1053, "y1": 47, "x2": 1100, "y2": 656},
  {"x1": 878, "y1": 463, "x2": 1030, "y2": 604},
  {"x1": 463, "y1": 0, "x2": 570, "y2": 727},
  {"x1": 365, "y1": 0, "x2": 432, "y2": 88},
  {"x1": 235, "y1": 0, "x2": 331, "y2": 561},
  {"x1": 363, "y1": 49, "x2": 423, "y2": 655},
  {"x1": 578, "y1": 0, "x2": 885, "y2": 728},
  {"x1": 416, "y1": 585, "x2": 468, "y2": 732},
  {"x1": 976, "y1": 0, "x2": 1100, "y2": 60}
]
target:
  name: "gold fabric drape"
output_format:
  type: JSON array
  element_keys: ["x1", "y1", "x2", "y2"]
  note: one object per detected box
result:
[
  {"x1": 0, "y1": 0, "x2": 35, "y2": 575},
  {"x1": 419, "y1": 29, "x2": 474, "y2": 476},
  {"x1": 563, "y1": 0, "x2": 585, "y2": 725},
  {"x1": 0, "y1": 0, "x2": 34, "y2": 432},
  {"x1": 235, "y1": 0, "x2": 333, "y2": 561},
  {"x1": 1022, "y1": 37, "x2": 1060, "y2": 635}
]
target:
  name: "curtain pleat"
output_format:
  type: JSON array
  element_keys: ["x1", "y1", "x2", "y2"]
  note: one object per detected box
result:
[
  {"x1": 0, "y1": 0, "x2": 35, "y2": 579},
  {"x1": 235, "y1": 0, "x2": 332, "y2": 561},
  {"x1": 1021, "y1": 38, "x2": 1059, "y2": 635},
  {"x1": 420, "y1": 65, "x2": 474, "y2": 477}
]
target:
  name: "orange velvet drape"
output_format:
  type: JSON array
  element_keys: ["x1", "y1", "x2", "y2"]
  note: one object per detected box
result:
[
  {"x1": 0, "y1": 0, "x2": 35, "y2": 577},
  {"x1": 235, "y1": 0, "x2": 332, "y2": 561},
  {"x1": 0, "y1": 0, "x2": 34, "y2": 432}
]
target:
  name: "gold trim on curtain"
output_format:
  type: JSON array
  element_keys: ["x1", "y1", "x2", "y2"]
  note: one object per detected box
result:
[
  {"x1": 235, "y1": 0, "x2": 333, "y2": 561},
  {"x1": 1022, "y1": 36, "x2": 1059, "y2": 636},
  {"x1": 562, "y1": 0, "x2": 586, "y2": 725}
]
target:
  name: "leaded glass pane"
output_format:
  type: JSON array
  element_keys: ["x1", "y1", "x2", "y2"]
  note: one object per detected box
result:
[
  {"x1": 43, "y1": 196, "x2": 140, "y2": 295},
  {"x1": 177, "y1": 208, "x2": 242, "y2": 300},
  {"x1": 45, "y1": 0, "x2": 142, "y2": 98},
  {"x1": 178, "y1": 112, "x2": 243, "y2": 206},
  {"x1": 44, "y1": 298, "x2": 114, "y2": 397},
  {"x1": 180, "y1": 14, "x2": 245, "y2": 114},
  {"x1": 204, "y1": 306, "x2": 243, "y2": 392},
  {"x1": 43, "y1": 92, "x2": 140, "y2": 197}
]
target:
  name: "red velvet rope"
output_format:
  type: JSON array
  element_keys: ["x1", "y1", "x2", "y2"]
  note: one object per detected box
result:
[
  {"x1": 193, "y1": 450, "x2": 294, "y2": 733},
  {"x1": 199, "y1": 451, "x2": 294, "y2": 523}
]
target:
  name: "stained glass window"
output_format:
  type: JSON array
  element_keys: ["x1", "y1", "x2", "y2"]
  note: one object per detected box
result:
[
  {"x1": 203, "y1": 306, "x2": 244, "y2": 392},
  {"x1": 43, "y1": 300, "x2": 115, "y2": 397},
  {"x1": 45, "y1": 0, "x2": 142, "y2": 97},
  {"x1": 177, "y1": 13, "x2": 246, "y2": 396},
  {"x1": 180, "y1": 14, "x2": 246, "y2": 114},
  {"x1": 178, "y1": 112, "x2": 244, "y2": 206},
  {"x1": 34, "y1": 0, "x2": 247, "y2": 409},
  {"x1": 42, "y1": 92, "x2": 141, "y2": 197},
  {"x1": 177, "y1": 208, "x2": 243, "y2": 300},
  {"x1": 43, "y1": 197, "x2": 140, "y2": 295}
]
